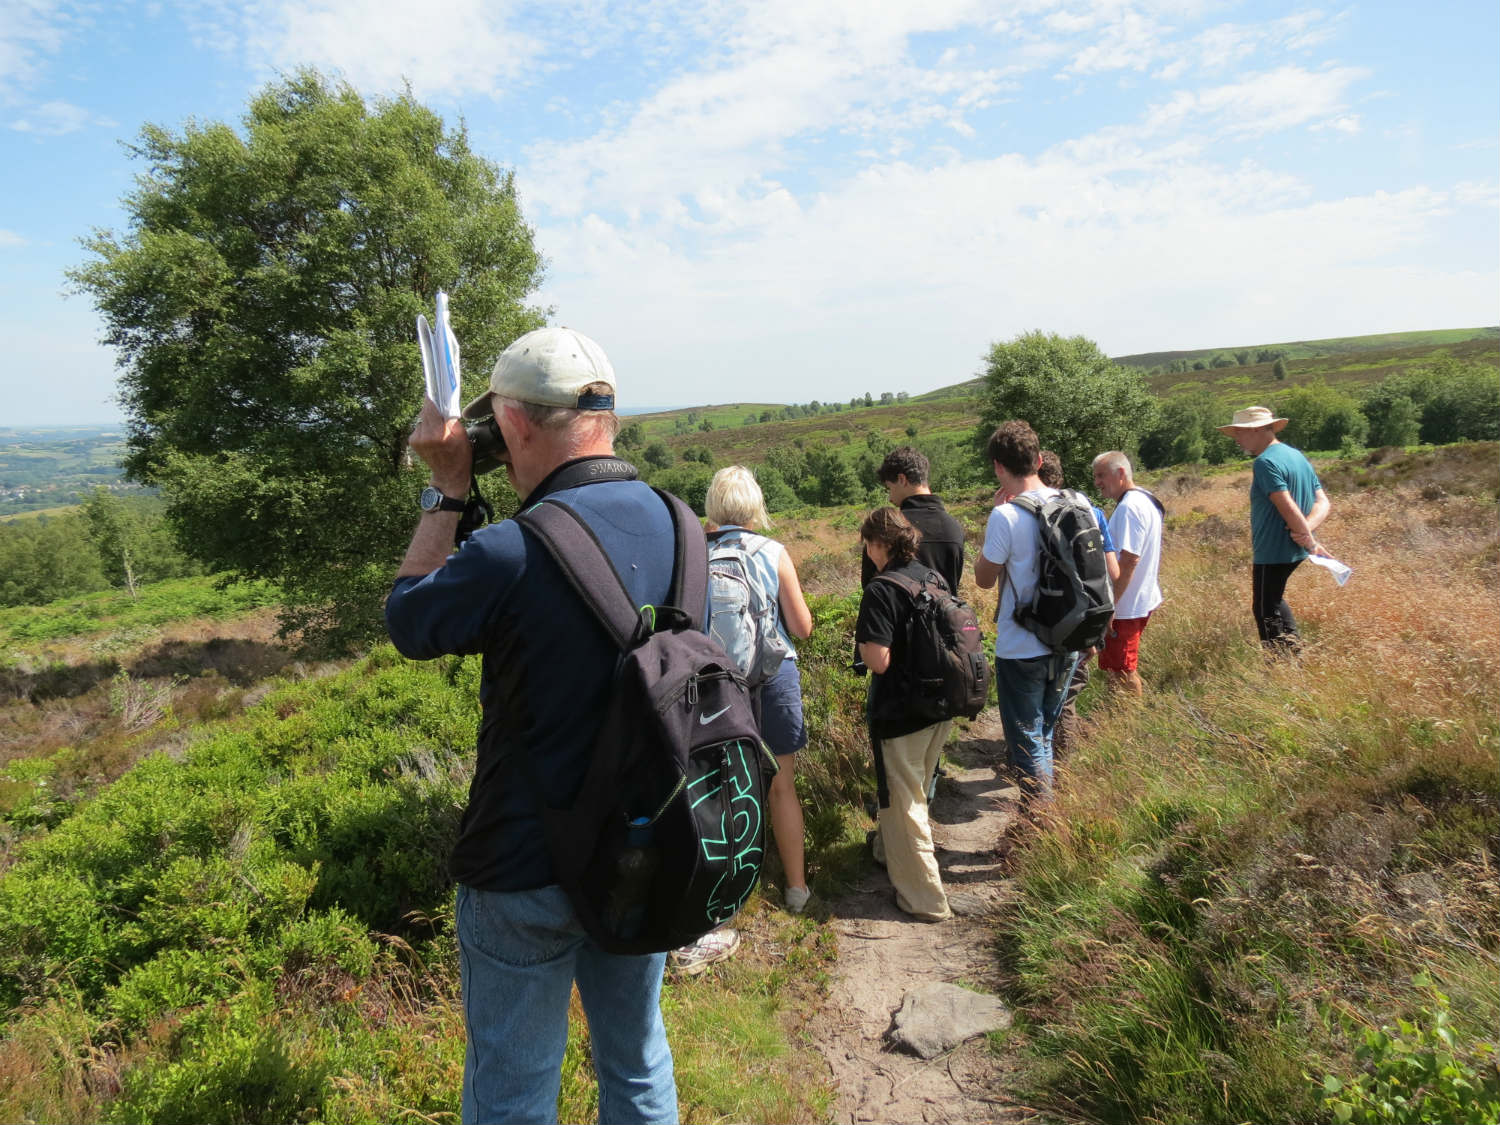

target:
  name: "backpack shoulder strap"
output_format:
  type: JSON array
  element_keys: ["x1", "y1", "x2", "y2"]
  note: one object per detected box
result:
[
  {"x1": 653, "y1": 488, "x2": 708, "y2": 632},
  {"x1": 515, "y1": 500, "x2": 644, "y2": 652},
  {"x1": 1008, "y1": 494, "x2": 1043, "y2": 519},
  {"x1": 1128, "y1": 486, "x2": 1166, "y2": 515},
  {"x1": 871, "y1": 569, "x2": 924, "y2": 601}
]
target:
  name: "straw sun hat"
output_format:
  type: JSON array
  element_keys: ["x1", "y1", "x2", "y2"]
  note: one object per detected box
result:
[{"x1": 1217, "y1": 406, "x2": 1289, "y2": 435}]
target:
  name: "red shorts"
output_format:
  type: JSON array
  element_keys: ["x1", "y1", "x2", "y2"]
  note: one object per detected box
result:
[{"x1": 1098, "y1": 614, "x2": 1151, "y2": 673}]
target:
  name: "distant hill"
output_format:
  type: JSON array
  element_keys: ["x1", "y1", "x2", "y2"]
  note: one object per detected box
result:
[{"x1": 1115, "y1": 326, "x2": 1498, "y2": 369}]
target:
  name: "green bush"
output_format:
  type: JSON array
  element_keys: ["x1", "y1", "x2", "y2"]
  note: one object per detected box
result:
[{"x1": 1322, "y1": 976, "x2": 1500, "y2": 1124}]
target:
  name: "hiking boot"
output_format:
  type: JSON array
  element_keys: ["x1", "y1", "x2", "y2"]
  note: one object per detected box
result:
[
  {"x1": 669, "y1": 928, "x2": 740, "y2": 976},
  {"x1": 784, "y1": 885, "x2": 812, "y2": 914}
]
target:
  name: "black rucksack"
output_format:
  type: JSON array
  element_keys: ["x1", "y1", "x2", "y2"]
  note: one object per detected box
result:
[
  {"x1": 514, "y1": 490, "x2": 775, "y2": 956},
  {"x1": 869, "y1": 568, "x2": 991, "y2": 724},
  {"x1": 1007, "y1": 489, "x2": 1115, "y2": 654}
]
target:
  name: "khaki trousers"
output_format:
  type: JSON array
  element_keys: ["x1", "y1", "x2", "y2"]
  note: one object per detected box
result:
[{"x1": 875, "y1": 720, "x2": 952, "y2": 920}]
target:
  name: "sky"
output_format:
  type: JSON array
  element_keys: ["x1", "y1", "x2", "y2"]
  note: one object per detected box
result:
[{"x1": 1, "y1": 0, "x2": 1497, "y2": 425}]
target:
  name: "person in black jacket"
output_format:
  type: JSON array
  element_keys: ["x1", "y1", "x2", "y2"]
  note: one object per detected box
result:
[
  {"x1": 856, "y1": 506, "x2": 953, "y2": 922},
  {"x1": 860, "y1": 447, "x2": 965, "y2": 594}
]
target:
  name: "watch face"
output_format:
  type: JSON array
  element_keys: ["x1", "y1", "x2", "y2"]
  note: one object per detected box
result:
[{"x1": 420, "y1": 486, "x2": 442, "y2": 511}]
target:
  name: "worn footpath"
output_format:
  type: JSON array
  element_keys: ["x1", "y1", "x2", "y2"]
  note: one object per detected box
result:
[{"x1": 809, "y1": 711, "x2": 1051, "y2": 1124}]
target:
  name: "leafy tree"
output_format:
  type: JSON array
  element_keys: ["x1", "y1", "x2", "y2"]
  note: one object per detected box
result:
[
  {"x1": 83, "y1": 487, "x2": 143, "y2": 597},
  {"x1": 801, "y1": 448, "x2": 862, "y2": 506},
  {"x1": 650, "y1": 464, "x2": 713, "y2": 515},
  {"x1": 1363, "y1": 391, "x2": 1421, "y2": 448},
  {"x1": 905, "y1": 424, "x2": 919, "y2": 438},
  {"x1": 1193, "y1": 360, "x2": 1207, "y2": 371},
  {"x1": 642, "y1": 442, "x2": 673, "y2": 470},
  {"x1": 698, "y1": 418, "x2": 714, "y2": 432},
  {"x1": 1273, "y1": 358, "x2": 1289, "y2": 381},
  {"x1": 1210, "y1": 353, "x2": 1236, "y2": 369},
  {"x1": 0, "y1": 513, "x2": 108, "y2": 606},
  {"x1": 862, "y1": 393, "x2": 874, "y2": 407},
  {"x1": 1274, "y1": 382, "x2": 1367, "y2": 451},
  {"x1": 976, "y1": 331, "x2": 1157, "y2": 489},
  {"x1": 1138, "y1": 390, "x2": 1239, "y2": 469},
  {"x1": 616, "y1": 422, "x2": 645, "y2": 450},
  {"x1": 879, "y1": 392, "x2": 894, "y2": 405},
  {"x1": 763, "y1": 445, "x2": 807, "y2": 492},
  {"x1": 1255, "y1": 348, "x2": 1280, "y2": 364},
  {"x1": 1235, "y1": 350, "x2": 1251, "y2": 366},
  {"x1": 70, "y1": 70, "x2": 545, "y2": 650},
  {"x1": 759, "y1": 410, "x2": 775, "y2": 424},
  {"x1": 743, "y1": 412, "x2": 759, "y2": 427},
  {"x1": 753, "y1": 465, "x2": 798, "y2": 513}
]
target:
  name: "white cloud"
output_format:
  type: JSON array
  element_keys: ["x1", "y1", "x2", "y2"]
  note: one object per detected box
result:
[
  {"x1": 183, "y1": 0, "x2": 546, "y2": 100},
  {"x1": 9, "y1": 98, "x2": 110, "y2": 135},
  {"x1": 1140, "y1": 65, "x2": 1368, "y2": 140},
  {"x1": 534, "y1": 137, "x2": 1491, "y2": 406},
  {"x1": 0, "y1": 229, "x2": 28, "y2": 247},
  {"x1": 0, "y1": 0, "x2": 80, "y2": 102}
]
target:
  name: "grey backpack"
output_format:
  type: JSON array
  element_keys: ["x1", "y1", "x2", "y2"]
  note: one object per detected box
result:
[{"x1": 706, "y1": 529, "x2": 791, "y2": 688}]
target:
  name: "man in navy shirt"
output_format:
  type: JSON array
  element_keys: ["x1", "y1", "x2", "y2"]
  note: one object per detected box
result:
[{"x1": 387, "y1": 327, "x2": 679, "y2": 1125}]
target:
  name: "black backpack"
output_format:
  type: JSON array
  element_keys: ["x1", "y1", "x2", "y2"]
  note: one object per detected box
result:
[
  {"x1": 1007, "y1": 489, "x2": 1115, "y2": 654},
  {"x1": 514, "y1": 490, "x2": 775, "y2": 956},
  {"x1": 869, "y1": 568, "x2": 991, "y2": 724}
]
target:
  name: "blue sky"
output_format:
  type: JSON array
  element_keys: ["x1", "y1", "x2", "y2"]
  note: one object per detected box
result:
[{"x1": 2, "y1": 0, "x2": 1496, "y2": 425}]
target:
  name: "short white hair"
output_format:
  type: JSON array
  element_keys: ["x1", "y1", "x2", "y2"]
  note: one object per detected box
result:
[
  {"x1": 1092, "y1": 450, "x2": 1133, "y2": 478},
  {"x1": 706, "y1": 465, "x2": 772, "y2": 530}
]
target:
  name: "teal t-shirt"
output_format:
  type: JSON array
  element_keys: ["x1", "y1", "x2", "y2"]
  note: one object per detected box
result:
[{"x1": 1250, "y1": 442, "x2": 1322, "y2": 564}]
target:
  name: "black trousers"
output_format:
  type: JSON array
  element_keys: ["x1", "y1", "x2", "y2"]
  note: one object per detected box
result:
[{"x1": 1252, "y1": 561, "x2": 1303, "y2": 650}]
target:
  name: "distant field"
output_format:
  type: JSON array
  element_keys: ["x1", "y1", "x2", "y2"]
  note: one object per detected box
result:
[{"x1": 0, "y1": 426, "x2": 129, "y2": 516}]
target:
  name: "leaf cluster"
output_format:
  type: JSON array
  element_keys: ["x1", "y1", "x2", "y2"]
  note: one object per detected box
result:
[
  {"x1": 976, "y1": 331, "x2": 1157, "y2": 490},
  {"x1": 69, "y1": 70, "x2": 545, "y2": 650}
]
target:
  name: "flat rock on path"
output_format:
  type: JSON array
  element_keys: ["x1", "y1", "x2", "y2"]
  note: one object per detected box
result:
[{"x1": 810, "y1": 712, "x2": 1043, "y2": 1124}]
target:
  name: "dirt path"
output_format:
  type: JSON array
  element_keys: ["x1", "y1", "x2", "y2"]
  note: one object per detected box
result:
[{"x1": 811, "y1": 711, "x2": 1046, "y2": 1124}]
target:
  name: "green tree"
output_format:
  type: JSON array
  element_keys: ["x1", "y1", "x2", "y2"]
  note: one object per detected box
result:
[
  {"x1": 70, "y1": 70, "x2": 545, "y2": 650},
  {"x1": 1273, "y1": 358, "x2": 1289, "y2": 381},
  {"x1": 82, "y1": 487, "x2": 144, "y2": 597},
  {"x1": 976, "y1": 331, "x2": 1157, "y2": 489},
  {"x1": 642, "y1": 442, "x2": 673, "y2": 470},
  {"x1": 1274, "y1": 382, "x2": 1368, "y2": 451},
  {"x1": 616, "y1": 422, "x2": 645, "y2": 450},
  {"x1": 0, "y1": 513, "x2": 108, "y2": 606},
  {"x1": 753, "y1": 466, "x2": 798, "y2": 513}
]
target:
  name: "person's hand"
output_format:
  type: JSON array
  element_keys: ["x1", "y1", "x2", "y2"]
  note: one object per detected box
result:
[
  {"x1": 992, "y1": 486, "x2": 1015, "y2": 507},
  {"x1": 409, "y1": 398, "x2": 473, "y2": 497}
]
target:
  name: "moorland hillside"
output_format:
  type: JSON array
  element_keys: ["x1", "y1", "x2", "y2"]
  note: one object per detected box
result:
[{"x1": 1, "y1": 440, "x2": 1495, "y2": 1124}]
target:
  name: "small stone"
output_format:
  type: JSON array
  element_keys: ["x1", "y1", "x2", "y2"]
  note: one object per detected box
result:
[{"x1": 886, "y1": 982, "x2": 1013, "y2": 1059}]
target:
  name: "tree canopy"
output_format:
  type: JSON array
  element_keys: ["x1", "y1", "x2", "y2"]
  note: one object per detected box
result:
[
  {"x1": 976, "y1": 331, "x2": 1157, "y2": 491},
  {"x1": 71, "y1": 71, "x2": 545, "y2": 649}
]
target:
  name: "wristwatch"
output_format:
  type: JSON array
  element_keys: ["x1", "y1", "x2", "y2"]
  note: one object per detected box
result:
[{"x1": 419, "y1": 486, "x2": 466, "y2": 514}]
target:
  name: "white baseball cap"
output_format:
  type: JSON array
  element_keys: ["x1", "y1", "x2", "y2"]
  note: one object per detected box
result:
[{"x1": 462, "y1": 326, "x2": 616, "y2": 419}]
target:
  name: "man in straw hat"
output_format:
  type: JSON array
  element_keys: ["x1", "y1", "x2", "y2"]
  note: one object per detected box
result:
[{"x1": 1218, "y1": 406, "x2": 1331, "y2": 651}]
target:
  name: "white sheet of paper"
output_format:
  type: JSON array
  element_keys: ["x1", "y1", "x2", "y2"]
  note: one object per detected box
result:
[
  {"x1": 1306, "y1": 553, "x2": 1352, "y2": 586},
  {"x1": 416, "y1": 290, "x2": 462, "y2": 419}
]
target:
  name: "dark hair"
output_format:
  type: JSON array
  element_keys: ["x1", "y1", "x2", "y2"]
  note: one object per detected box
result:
[
  {"x1": 877, "y1": 446, "x2": 929, "y2": 486},
  {"x1": 1038, "y1": 449, "x2": 1064, "y2": 489},
  {"x1": 987, "y1": 420, "x2": 1040, "y2": 478},
  {"x1": 860, "y1": 506, "x2": 921, "y2": 565}
]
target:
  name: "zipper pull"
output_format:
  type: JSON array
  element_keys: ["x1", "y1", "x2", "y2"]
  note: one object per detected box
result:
[{"x1": 687, "y1": 676, "x2": 699, "y2": 707}]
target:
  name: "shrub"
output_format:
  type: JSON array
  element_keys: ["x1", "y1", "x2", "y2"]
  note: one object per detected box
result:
[{"x1": 1321, "y1": 975, "x2": 1500, "y2": 1125}]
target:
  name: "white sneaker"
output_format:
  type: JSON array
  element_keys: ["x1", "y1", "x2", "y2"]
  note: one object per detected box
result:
[
  {"x1": 784, "y1": 885, "x2": 811, "y2": 914},
  {"x1": 668, "y1": 928, "x2": 740, "y2": 976}
]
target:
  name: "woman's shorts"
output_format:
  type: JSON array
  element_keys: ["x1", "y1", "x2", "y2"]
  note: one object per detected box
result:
[{"x1": 758, "y1": 658, "x2": 807, "y2": 757}]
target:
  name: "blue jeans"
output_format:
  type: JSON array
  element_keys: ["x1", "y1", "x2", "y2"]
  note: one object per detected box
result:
[
  {"x1": 456, "y1": 883, "x2": 678, "y2": 1125},
  {"x1": 994, "y1": 653, "x2": 1078, "y2": 799}
]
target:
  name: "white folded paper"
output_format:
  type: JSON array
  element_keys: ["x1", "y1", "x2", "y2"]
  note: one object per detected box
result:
[
  {"x1": 1306, "y1": 553, "x2": 1353, "y2": 586},
  {"x1": 416, "y1": 291, "x2": 462, "y2": 419}
]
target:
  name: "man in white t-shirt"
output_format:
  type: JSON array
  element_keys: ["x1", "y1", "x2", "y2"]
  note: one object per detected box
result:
[
  {"x1": 1091, "y1": 451, "x2": 1163, "y2": 697},
  {"x1": 974, "y1": 421, "x2": 1078, "y2": 801}
]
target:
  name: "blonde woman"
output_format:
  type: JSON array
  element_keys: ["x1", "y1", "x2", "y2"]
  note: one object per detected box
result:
[{"x1": 669, "y1": 466, "x2": 815, "y2": 974}]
